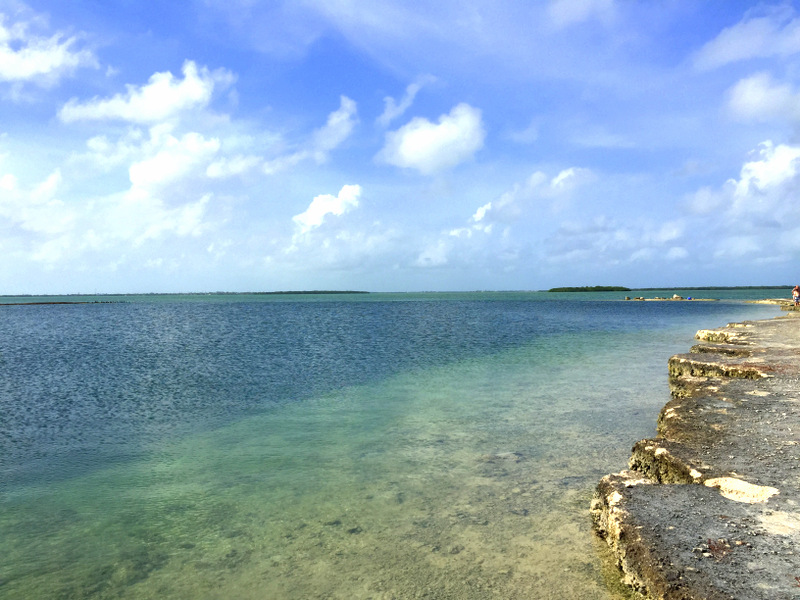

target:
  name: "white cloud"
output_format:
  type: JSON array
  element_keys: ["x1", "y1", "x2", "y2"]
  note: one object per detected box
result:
[
  {"x1": 471, "y1": 201, "x2": 492, "y2": 223},
  {"x1": 548, "y1": 0, "x2": 615, "y2": 28},
  {"x1": 550, "y1": 167, "x2": 594, "y2": 191},
  {"x1": 292, "y1": 184, "x2": 361, "y2": 235},
  {"x1": 128, "y1": 127, "x2": 221, "y2": 191},
  {"x1": 75, "y1": 122, "x2": 225, "y2": 187},
  {"x1": 727, "y1": 72, "x2": 800, "y2": 123},
  {"x1": 652, "y1": 221, "x2": 683, "y2": 244},
  {"x1": 264, "y1": 96, "x2": 358, "y2": 174},
  {"x1": 0, "y1": 10, "x2": 96, "y2": 85},
  {"x1": 694, "y1": 6, "x2": 800, "y2": 71},
  {"x1": 310, "y1": 95, "x2": 358, "y2": 159},
  {"x1": 686, "y1": 185, "x2": 727, "y2": 215},
  {"x1": 75, "y1": 129, "x2": 146, "y2": 171},
  {"x1": 666, "y1": 247, "x2": 688, "y2": 260},
  {"x1": 713, "y1": 235, "x2": 761, "y2": 259},
  {"x1": 729, "y1": 141, "x2": 800, "y2": 214},
  {"x1": 377, "y1": 74, "x2": 437, "y2": 127},
  {"x1": 544, "y1": 216, "x2": 687, "y2": 267},
  {"x1": 0, "y1": 118, "x2": 226, "y2": 268},
  {"x1": 275, "y1": 223, "x2": 402, "y2": 276},
  {"x1": 0, "y1": 172, "x2": 16, "y2": 190},
  {"x1": 77, "y1": 121, "x2": 250, "y2": 190},
  {"x1": 420, "y1": 165, "x2": 597, "y2": 270},
  {"x1": 377, "y1": 103, "x2": 485, "y2": 175},
  {"x1": 132, "y1": 194, "x2": 211, "y2": 244},
  {"x1": 684, "y1": 141, "x2": 800, "y2": 263},
  {"x1": 59, "y1": 60, "x2": 234, "y2": 123},
  {"x1": 415, "y1": 239, "x2": 450, "y2": 267},
  {"x1": 206, "y1": 155, "x2": 262, "y2": 178},
  {"x1": 0, "y1": 168, "x2": 75, "y2": 236},
  {"x1": 472, "y1": 167, "x2": 595, "y2": 228}
]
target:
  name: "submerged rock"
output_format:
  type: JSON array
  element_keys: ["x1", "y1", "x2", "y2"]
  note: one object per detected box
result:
[{"x1": 478, "y1": 451, "x2": 525, "y2": 463}]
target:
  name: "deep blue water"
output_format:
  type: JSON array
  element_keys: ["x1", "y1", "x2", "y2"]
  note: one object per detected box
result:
[{"x1": 0, "y1": 292, "x2": 784, "y2": 599}]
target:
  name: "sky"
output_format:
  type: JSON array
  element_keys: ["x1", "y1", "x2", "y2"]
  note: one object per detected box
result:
[{"x1": 2, "y1": 0, "x2": 800, "y2": 293}]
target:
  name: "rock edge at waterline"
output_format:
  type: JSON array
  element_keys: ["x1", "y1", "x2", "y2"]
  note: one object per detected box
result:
[{"x1": 591, "y1": 311, "x2": 800, "y2": 600}]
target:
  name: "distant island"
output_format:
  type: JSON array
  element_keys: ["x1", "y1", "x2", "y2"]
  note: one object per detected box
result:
[{"x1": 548, "y1": 286, "x2": 631, "y2": 292}]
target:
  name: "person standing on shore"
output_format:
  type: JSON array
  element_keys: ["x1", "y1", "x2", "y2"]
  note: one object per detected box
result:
[{"x1": 792, "y1": 286, "x2": 799, "y2": 306}]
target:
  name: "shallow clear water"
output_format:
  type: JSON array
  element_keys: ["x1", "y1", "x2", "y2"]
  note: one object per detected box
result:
[{"x1": 0, "y1": 293, "x2": 782, "y2": 599}]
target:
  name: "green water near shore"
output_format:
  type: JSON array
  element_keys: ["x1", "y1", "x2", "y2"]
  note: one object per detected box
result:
[{"x1": 5, "y1": 331, "x2": 650, "y2": 599}]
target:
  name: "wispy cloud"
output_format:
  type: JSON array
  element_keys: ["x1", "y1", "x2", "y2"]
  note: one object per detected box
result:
[
  {"x1": 694, "y1": 5, "x2": 800, "y2": 71},
  {"x1": 264, "y1": 96, "x2": 358, "y2": 174},
  {"x1": 547, "y1": 0, "x2": 615, "y2": 29},
  {"x1": 376, "y1": 75, "x2": 436, "y2": 127}
]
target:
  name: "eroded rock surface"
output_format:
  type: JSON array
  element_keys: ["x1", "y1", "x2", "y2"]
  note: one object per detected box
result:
[{"x1": 592, "y1": 313, "x2": 800, "y2": 599}]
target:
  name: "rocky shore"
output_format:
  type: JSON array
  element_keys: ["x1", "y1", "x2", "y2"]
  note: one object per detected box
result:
[{"x1": 592, "y1": 310, "x2": 800, "y2": 599}]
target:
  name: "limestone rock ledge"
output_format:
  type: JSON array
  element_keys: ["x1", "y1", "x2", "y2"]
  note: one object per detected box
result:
[{"x1": 591, "y1": 314, "x2": 800, "y2": 600}]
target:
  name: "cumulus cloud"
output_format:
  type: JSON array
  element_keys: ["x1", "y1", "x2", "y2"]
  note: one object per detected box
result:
[
  {"x1": 292, "y1": 184, "x2": 361, "y2": 235},
  {"x1": 728, "y1": 141, "x2": 800, "y2": 215},
  {"x1": 694, "y1": 5, "x2": 800, "y2": 71},
  {"x1": 0, "y1": 168, "x2": 75, "y2": 236},
  {"x1": 377, "y1": 103, "x2": 485, "y2": 175},
  {"x1": 73, "y1": 122, "x2": 225, "y2": 190},
  {"x1": 75, "y1": 130, "x2": 146, "y2": 171},
  {"x1": 127, "y1": 194, "x2": 211, "y2": 246},
  {"x1": 281, "y1": 185, "x2": 406, "y2": 274},
  {"x1": 0, "y1": 116, "x2": 227, "y2": 268},
  {"x1": 685, "y1": 141, "x2": 800, "y2": 263},
  {"x1": 0, "y1": 10, "x2": 96, "y2": 86},
  {"x1": 59, "y1": 61, "x2": 234, "y2": 123},
  {"x1": 615, "y1": 134, "x2": 800, "y2": 267},
  {"x1": 128, "y1": 128, "x2": 221, "y2": 191},
  {"x1": 727, "y1": 72, "x2": 800, "y2": 123},
  {"x1": 20, "y1": 186, "x2": 212, "y2": 266},
  {"x1": 376, "y1": 74, "x2": 437, "y2": 127}
]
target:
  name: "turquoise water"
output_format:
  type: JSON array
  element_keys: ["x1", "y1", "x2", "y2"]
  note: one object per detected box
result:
[{"x1": 0, "y1": 292, "x2": 783, "y2": 599}]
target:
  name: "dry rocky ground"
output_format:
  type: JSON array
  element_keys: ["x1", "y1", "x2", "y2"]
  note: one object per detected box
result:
[{"x1": 592, "y1": 308, "x2": 800, "y2": 599}]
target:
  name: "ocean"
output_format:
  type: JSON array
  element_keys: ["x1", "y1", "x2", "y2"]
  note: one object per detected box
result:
[{"x1": 0, "y1": 290, "x2": 785, "y2": 599}]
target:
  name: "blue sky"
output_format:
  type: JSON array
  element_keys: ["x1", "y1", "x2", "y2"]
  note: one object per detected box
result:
[{"x1": 2, "y1": 0, "x2": 800, "y2": 293}]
